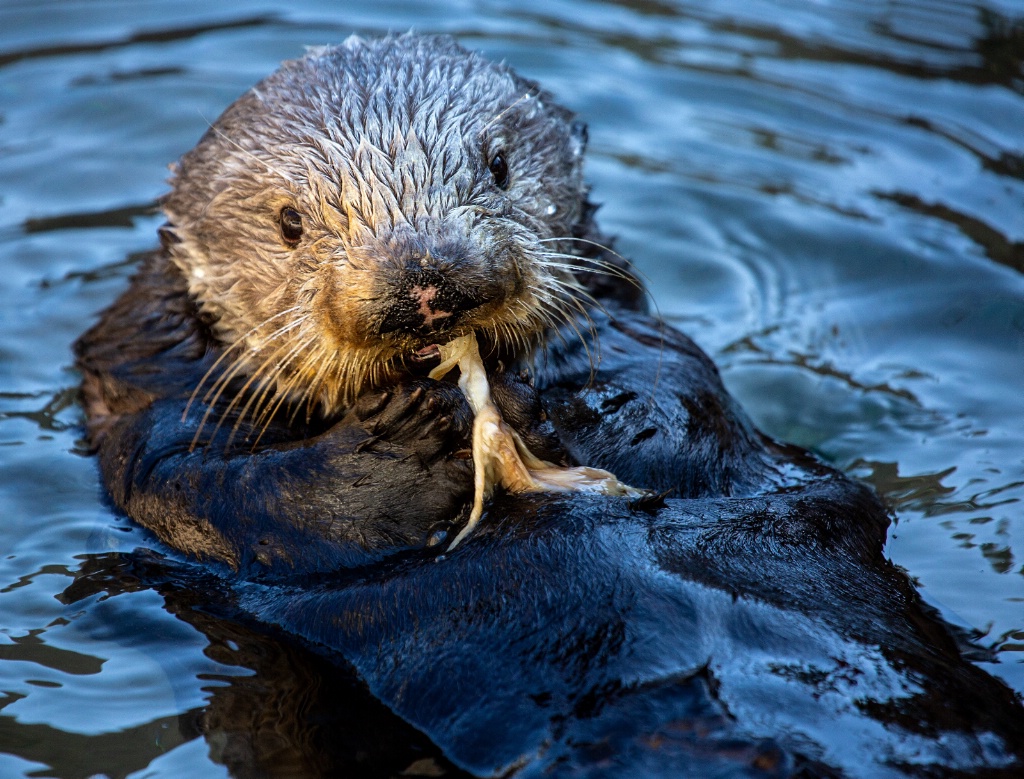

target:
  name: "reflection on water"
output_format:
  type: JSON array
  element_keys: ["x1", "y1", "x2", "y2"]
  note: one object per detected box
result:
[
  {"x1": 1, "y1": 0, "x2": 1022, "y2": 776},
  {"x1": 877, "y1": 190, "x2": 1024, "y2": 274}
]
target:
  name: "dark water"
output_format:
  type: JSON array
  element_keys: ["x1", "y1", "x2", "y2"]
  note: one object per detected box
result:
[{"x1": 1, "y1": 0, "x2": 1022, "y2": 776}]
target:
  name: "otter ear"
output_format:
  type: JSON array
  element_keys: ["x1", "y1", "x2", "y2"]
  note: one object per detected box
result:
[
  {"x1": 570, "y1": 120, "x2": 588, "y2": 159},
  {"x1": 158, "y1": 222, "x2": 182, "y2": 248}
]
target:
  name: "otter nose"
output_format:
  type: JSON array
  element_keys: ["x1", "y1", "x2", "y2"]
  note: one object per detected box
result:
[{"x1": 377, "y1": 268, "x2": 481, "y2": 336}]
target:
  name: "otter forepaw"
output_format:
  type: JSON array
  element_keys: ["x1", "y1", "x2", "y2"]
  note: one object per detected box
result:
[
  {"x1": 347, "y1": 380, "x2": 472, "y2": 456},
  {"x1": 491, "y1": 370, "x2": 570, "y2": 466}
]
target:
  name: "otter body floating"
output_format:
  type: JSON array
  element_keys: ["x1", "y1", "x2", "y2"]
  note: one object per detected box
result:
[{"x1": 73, "y1": 33, "x2": 1024, "y2": 776}]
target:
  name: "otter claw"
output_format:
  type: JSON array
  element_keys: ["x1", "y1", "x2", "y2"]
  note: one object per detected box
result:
[{"x1": 353, "y1": 390, "x2": 391, "y2": 421}]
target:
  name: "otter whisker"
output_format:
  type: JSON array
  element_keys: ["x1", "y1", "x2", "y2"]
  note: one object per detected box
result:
[
  {"x1": 538, "y1": 236, "x2": 648, "y2": 280},
  {"x1": 190, "y1": 316, "x2": 305, "y2": 435},
  {"x1": 540, "y1": 242, "x2": 666, "y2": 399},
  {"x1": 540, "y1": 240, "x2": 664, "y2": 340},
  {"x1": 508, "y1": 320, "x2": 530, "y2": 357},
  {"x1": 226, "y1": 332, "x2": 316, "y2": 450},
  {"x1": 551, "y1": 285, "x2": 605, "y2": 383},
  {"x1": 189, "y1": 313, "x2": 310, "y2": 449},
  {"x1": 209, "y1": 334, "x2": 308, "y2": 450},
  {"x1": 538, "y1": 251, "x2": 644, "y2": 291},
  {"x1": 527, "y1": 294, "x2": 575, "y2": 352},
  {"x1": 207, "y1": 313, "x2": 307, "y2": 406},
  {"x1": 249, "y1": 338, "x2": 319, "y2": 450},
  {"x1": 293, "y1": 364, "x2": 325, "y2": 426},
  {"x1": 497, "y1": 319, "x2": 522, "y2": 357},
  {"x1": 184, "y1": 305, "x2": 304, "y2": 422},
  {"x1": 559, "y1": 295, "x2": 601, "y2": 368},
  {"x1": 544, "y1": 281, "x2": 601, "y2": 348},
  {"x1": 189, "y1": 351, "x2": 258, "y2": 452},
  {"x1": 533, "y1": 289, "x2": 598, "y2": 379},
  {"x1": 327, "y1": 351, "x2": 354, "y2": 410},
  {"x1": 536, "y1": 254, "x2": 622, "y2": 307},
  {"x1": 530, "y1": 298, "x2": 566, "y2": 330},
  {"x1": 291, "y1": 344, "x2": 334, "y2": 425},
  {"x1": 546, "y1": 275, "x2": 611, "y2": 329},
  {"x1": 323, "y1": 347, "x2": 386, "y2": 410},
  {"x1": 535, "y1": 275, "x2": 599, "y2": 336}
]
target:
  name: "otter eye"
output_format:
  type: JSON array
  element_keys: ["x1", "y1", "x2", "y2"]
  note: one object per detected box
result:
[
  {"x1": 279, "y1": 207, "x2": 303, "y2": 245},
  {"x1": 488, "y1": 152, "x2": 510, "y2": 190}
]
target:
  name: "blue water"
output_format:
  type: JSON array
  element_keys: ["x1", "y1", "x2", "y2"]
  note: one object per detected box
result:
[{"x1": 1, "y1": 1, "x2": 1022, "y2": 775}]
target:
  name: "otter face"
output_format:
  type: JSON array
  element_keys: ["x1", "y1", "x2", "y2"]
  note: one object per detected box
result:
[{"x1": 161, "y1": 34, "x2": 593, "y2": 415}]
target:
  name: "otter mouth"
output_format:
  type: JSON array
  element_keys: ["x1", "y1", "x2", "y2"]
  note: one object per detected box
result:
[
  {"x1": 408, "y1": 335, "x2": 474, "y2": 375},
  {"x1": 407, "y1": 329, "x2": 497, "y2": 377},
  {"x1": 410, "y1": 342, "x2": 443, "y2": 371}
]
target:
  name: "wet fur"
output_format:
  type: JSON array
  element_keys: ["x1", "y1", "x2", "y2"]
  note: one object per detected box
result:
[
  {"x1": 158, "y1": 34, "x2": 595, "y2": 423},
  {"x1": 75, "y1": 33, "x2": 1024, "y2": 777}
]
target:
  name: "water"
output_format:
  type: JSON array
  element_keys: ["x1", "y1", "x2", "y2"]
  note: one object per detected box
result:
[{"x1": 1, "y1": 0, "x2": 1022, "y2": 775}]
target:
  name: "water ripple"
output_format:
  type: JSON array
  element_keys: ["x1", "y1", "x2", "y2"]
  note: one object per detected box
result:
[{"x1": 0, "y1": 15, "x2": 279, "y2": 69}]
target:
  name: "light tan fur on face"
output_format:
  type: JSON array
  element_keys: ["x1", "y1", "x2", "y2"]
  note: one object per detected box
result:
[{"x1": 162, "y1": 34, "x2": 600, "y2": 433}]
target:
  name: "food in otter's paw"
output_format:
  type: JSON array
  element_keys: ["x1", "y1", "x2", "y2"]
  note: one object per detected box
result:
[{"x1": 429, "y1": 334, "x2": 643, "y2": 548}]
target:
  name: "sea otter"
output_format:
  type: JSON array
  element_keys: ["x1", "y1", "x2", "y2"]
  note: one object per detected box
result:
[{"x1": 75, "y1": 33, "x2": 1024, "y2": 777}]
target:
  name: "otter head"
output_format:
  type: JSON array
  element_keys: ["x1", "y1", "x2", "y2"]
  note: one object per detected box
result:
[{"x1": 161, "y1": 33, "x2": 594, "y2": 416}]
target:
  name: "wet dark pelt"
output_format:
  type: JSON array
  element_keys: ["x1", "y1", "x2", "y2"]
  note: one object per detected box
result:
[{"x1": 74, "y1": 33, "x2": 1024, "y2": 778}]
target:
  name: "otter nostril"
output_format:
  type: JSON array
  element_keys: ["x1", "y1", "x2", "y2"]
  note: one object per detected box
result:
[{"x1": 378, "y1": 303, "x2": 428, "y2": 336}]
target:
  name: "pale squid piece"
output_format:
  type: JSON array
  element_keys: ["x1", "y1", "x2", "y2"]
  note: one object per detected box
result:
[{"x1": 429, "y1": 334, "x2": 644, "y2": 549}]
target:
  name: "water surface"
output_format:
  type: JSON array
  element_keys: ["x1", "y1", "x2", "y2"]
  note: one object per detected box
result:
[{"x1": 1, "y1": 0, "x2": 1022, "y2": 776}]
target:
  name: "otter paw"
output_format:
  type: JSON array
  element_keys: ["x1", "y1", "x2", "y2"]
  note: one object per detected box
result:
[
  {"x1": 490, "y1": 370, "x2": 570, "y2": 466},
  {"x1": 347, "y1": 380, "x2": 472, "y2": 456}
]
